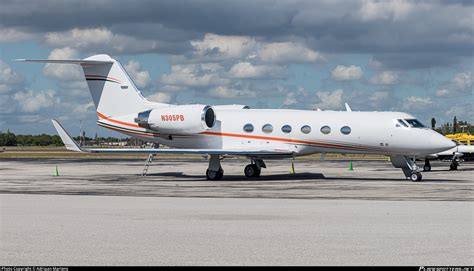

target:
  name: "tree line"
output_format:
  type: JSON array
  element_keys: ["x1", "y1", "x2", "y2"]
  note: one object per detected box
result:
[
  {"x1": 431, "y1": 116, "x2": 473, "y2": 135},
  {"x1": 0, "y1": 130, "x2": 130, "y2": 147}
]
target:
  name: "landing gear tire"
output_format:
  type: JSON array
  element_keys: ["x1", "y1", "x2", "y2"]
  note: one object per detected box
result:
[
  {"x1": 423, "y1": 164, "x2": 431, "y2": 172},
  {"x1": 449, "y1": 163, "x2": 458, "y2": 171},
  {"x1": 244, "y1": 164, "x2": 261, "y2": 178},
  {"x1": 206, "y1": 167, "x2": 224, "y2": 180},
  {"x1": 410, "y1": 172, "x2": 422, "y2": 182}
]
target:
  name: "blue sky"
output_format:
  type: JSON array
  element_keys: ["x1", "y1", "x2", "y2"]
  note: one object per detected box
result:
[{"x1": 0, "y1": 0, "x2": 472, "y2": 137}]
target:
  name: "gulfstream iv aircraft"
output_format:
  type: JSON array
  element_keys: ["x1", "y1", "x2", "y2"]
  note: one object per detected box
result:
[{"x1": 19, "y1": 54, "x2": 455, "y2": 181}]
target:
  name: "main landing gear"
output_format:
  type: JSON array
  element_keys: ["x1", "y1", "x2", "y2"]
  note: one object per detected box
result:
[
  {"x1": 205, "y1": 156, "x2": 266, "y2": 180},
  {"x1": 206, "y1": 154, "x2": 224, "y2": 180},
  {"x1": 244, "y1": 159, "x2": 266, "y2": 178},
  {"x1": 390, "y1": 155, "x2": 423, "y2": 182}
]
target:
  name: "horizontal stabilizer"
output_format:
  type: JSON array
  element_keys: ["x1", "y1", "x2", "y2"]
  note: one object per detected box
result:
[{"x1": 15, "y1": 59, "x2": 113, "y2": 65}]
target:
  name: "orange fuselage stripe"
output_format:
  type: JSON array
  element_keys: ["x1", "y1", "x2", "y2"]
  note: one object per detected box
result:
[
  {"x1": 96, "y1": 112, "x2": 141, "y2": 128},
  {"x1": 199, "y1": 131, "x2": 368, "y2": 150}
]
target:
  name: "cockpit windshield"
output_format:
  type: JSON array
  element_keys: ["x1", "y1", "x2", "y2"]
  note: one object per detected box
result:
[
  {"x1": 397, "y1": 119, "x2": 409, "y2": 127},
  {"x1": 404, "y1": 119, "x2": 425, "y2": 128}
]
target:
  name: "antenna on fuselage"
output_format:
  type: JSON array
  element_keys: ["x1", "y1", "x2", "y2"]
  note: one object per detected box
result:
[{"x1": 345, "y1": 103, "x2": 352, "y2": 112}]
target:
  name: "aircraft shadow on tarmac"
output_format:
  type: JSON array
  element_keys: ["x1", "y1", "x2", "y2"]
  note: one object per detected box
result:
[
  {"x1": 143, "y1": 171, "x2": 464, "y2": 182},
  {"x1": 144, "y1": 172, "x2": 326, "y2": 181}
]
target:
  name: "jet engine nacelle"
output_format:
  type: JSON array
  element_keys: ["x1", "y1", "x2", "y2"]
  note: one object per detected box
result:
[{"x1": 134, "y1": 104, "x2": 216, "y2": 134}]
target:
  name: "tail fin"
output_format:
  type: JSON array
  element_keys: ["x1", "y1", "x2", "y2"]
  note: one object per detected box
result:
[{"x1": 17, "y1": 54, "x2": 155, "y2": 117}]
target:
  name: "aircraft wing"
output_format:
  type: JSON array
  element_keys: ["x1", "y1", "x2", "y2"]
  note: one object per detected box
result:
[{"x1": 52, "y1": 120, "x2": 293, "y2": 156}]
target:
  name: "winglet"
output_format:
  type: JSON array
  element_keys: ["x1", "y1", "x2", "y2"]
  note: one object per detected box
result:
[
  {"x1": 345, "y1": 103, "x2": 352, "y2": 112},
  {"x1": 51, "y1": 119, "x2": 84, "y2": 152}
]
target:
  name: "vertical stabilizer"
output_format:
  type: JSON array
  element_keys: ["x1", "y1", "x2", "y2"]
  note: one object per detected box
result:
[{"x1": 81, "y1": 54, "x2": 152, "y2": 117}]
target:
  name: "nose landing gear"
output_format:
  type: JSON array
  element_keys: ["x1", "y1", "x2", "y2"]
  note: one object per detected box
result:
[
  {"x1": 410, "y1": 172, "x2": 422, "y2": 182},
  {"x1": 423, "y1": 159, "x2": 431, "y2": 172},
  {"x1": 390, "y1": 155, "x2": 423, "y2": 182}
]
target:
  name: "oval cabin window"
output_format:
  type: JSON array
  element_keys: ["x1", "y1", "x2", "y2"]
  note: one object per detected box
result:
[
  {"x1": 243, "y1": 123, "x2": 254, "y2": 133},
  {"x1": 301, "y1": 125, "x2": 311, "y2": 134},
  {"x1": 320, "y1": 126, "x2": 331, "y2": 134},
  {"x1": 340, "y1": 126, "x2": 351, "y2": 135},
  {"x1": 262, "y1": 124, "x2": 273, "y2": 133},
  {"x1": 281, "y1": 125, "x2": 292, "y2": 133}
]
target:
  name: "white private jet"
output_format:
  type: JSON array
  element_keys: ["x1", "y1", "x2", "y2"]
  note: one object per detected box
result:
[{"x1": 19, "y1": 54, "x2": 455, "y2": 181}]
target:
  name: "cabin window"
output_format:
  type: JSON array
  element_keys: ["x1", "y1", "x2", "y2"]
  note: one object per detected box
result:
[
  {"x1": 281, "y1": 125, "x2": 292, "y2": 133},
  {"x1": 340, "y1": 126, "x2": 351, "y2": 135},
  {"x1": 405, "y1": 119, "x2": 425, "y2": 128},
  {"x1": 301, "y1": 125, "x2": 311, "y2": 134},
  {"x1": 320, "y1": 125, "x2": 331, "y2": 134},
  {"x1": 243, "y1": 123, "x2": 254, "y2": 133},
  {"x1": 262, "y1": 124, "x2": 273, "y2": 133},
  {"x1": 397, "y1": 119, "x2": 409, "y2": 127}
]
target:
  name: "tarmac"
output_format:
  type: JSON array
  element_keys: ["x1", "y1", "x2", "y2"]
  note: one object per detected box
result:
[{"x1": 0, "y1": 158, "x2": 473, "y2": 265}]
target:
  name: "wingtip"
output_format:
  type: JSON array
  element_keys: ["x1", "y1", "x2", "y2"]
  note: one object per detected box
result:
[{"x1": 51, "y1": 119, "x2": 84, "y2": 152}]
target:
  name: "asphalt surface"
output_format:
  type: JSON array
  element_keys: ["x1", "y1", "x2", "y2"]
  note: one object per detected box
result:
[
  {"x1": 0, "y1": 158, "x2": 473, "y2": 265},
  {"x1": 1, "y1": 194, "x2": 473, "y2": 265},
  {"x1": 0, "y1": 158, "x2": 472, "y2": 201}
]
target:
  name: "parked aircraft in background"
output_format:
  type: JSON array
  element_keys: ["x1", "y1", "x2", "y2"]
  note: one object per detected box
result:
[
  {"x1": 422, "y1": 143, "x2": 474, "y2": 171},
  {"x1": 19, "y1": 54, "x2": 455, "y2": 181}
]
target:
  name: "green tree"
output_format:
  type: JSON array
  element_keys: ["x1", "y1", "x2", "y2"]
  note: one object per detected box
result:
[
  {"x1": 431, "y1": 117, "x2": 436, "y2": 129},
  {"x1": 453, "y1": 116, "x2": 457, "y2": 133}
]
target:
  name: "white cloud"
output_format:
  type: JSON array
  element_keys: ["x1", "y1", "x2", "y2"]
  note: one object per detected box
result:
[
  {"x1": 402, "y1": 96, "x2": 434, "y2": 112},
  {"x1": 0, "y1": 28, "x2": 35, "y2": 43},
  {"x1": 283, "y1": 87, "x2": 310, "y2": 108},
  {"x1": 147, "y1": 92, "x2": 173, "y2": 103},
  {"x1": 228, "y1": 62, "x2": 285, "y2": 79},
  {"x1": 358, "y1": 0, "x2": 420, "y2": 21},
  {"x1": 13, "y1": 89, "x2": 58, "y2": 113},
  {"x1": 124, "y1": 60, "x2": 151, "y2": 89},
  {"x1": 314, "y1": 89, "x2": 344, "y2": 110},
  {"x1": 45, "y1": 28, "x2": 114, "y2": 49},
  {"x1": 188, "y1": 33, "x2": 323, "y2": 64},
  {"x1": 369, "y1": 71, "x2": 399, "y2": 85},
  {"x1": 0, "y1": 60, "x2": 23, "y2": 90},
  {"x1": 44, "y1": 27, "x2": 162, "y2": 54},
  {"x1": 43, "y1": 47, "x2": 83, "y2": 81},
  {"x1": 331, "y1": 65, "x2": 363, "y2": 81},
  {"x1": 161, "y1": 63, "x2": 229, "y2": 88},
  {"x1": 258, "y1": 42, "x2": 323, "y2": 64},
  {"x1": 190, "y1": 33, "x2": 257, "y2": 60},
  {"x1": 208, "y1": 86, "x2": 256, "y2": 99},
  {"x1": 445, "y1": 102, "x2": 473, "y2": 121},
  {"x1": 435, "y1": 71, "x2": 472, "y2": 97}
]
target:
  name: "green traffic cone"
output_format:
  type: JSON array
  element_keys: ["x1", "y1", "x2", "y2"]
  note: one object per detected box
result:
[
  {"x1": 348, "y1": 161, "x2": 353, "y2": 171},
  {"x1": 53, "y1": 165, "x2": 60, "y2": 176}
]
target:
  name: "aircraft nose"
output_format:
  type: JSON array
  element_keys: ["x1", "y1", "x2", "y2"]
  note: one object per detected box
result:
[{"x1": 429, "y1": 133, "x2": 456, "y2": 153}]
